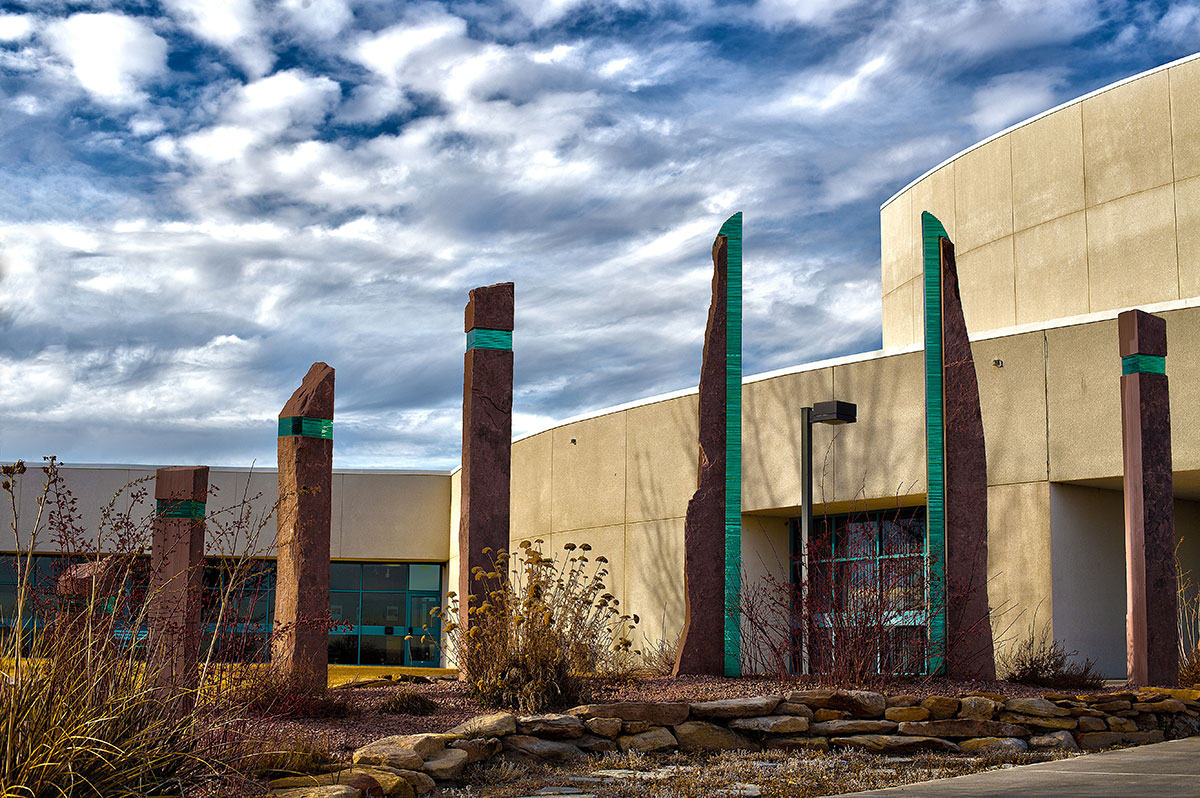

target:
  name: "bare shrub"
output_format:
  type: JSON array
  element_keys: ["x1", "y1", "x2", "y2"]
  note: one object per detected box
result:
[
  {"x1": 999, "y1": 617, "x2": 1103, "y2": 689},
  {"x1": 436, "y1": 540, "x2": 639, "y2": 712}
]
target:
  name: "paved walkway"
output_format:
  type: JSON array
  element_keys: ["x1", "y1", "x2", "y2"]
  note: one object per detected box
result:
[{"x1": 827, "y1": 737, "x2": 1200, "y2": 797}]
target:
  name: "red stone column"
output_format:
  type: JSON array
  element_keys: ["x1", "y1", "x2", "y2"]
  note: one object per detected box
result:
[
  {"x1": 940, "y1": 237, "x2": 995, "y2": 679},
  {"x1": 674, "y1": 236, "x2": 728, "y2": 677},
  {"x1": 149, "y1": 465, "x2": 208, "y2": 700},
  {"x1": 56, "y1": 559, "x2": 120, "y2": 653},
  {"x1": 1119, "y1": 309, "x2": 1178, "y2": 686},
  {"x1": 459, "y1": 282, "x2": 514, "y2": 630},
  {"x1": 273, "y1": 362, "x2": 335, "y2": 685}
]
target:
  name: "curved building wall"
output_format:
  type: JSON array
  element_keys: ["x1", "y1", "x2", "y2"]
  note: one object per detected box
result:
[{"x1": 881, "y1": 53, "x2": 1200, "y2": 348}]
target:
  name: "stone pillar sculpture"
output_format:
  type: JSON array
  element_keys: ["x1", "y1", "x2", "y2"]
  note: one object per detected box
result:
[
  {"x1": 458, "y1": 282, "x2": 514, "y2": 630},
  {"x1": 56, "y1": 559, "x2": 119, "y2": 653},
  {"x1": 149, "y1": 465, "x2": 208, "y2": 700},
  {"x1": 273, "y1": 362, "x2": 334, "y2": 685},
  {"x1": 922, "y1": 212, "x2": 994, "y2": 679},
  {"x1": 938, "y1": 235, "x2": 995, "y2": 679},
  {"x1": 675, "y1": 212, "x2": 742, "y2": 677},
  {"x1": 1119, "y1": 309, "x2": 1178, "y2": 686}
]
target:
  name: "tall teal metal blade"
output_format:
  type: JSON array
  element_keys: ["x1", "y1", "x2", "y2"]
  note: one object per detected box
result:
[
  {"x1": 721, "y1": 211, "x2": 743, "y2": 677},
  {"x1": 922, "y1": 210, "x2": 948, "y2": 676}
]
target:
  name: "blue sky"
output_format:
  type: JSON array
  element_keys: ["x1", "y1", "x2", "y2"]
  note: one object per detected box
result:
[{"x1": 0, "y1": 0, "x2": 1197, "y2": 469}]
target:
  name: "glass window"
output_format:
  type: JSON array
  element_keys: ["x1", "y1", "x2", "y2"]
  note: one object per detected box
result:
[
  {"x1": 328, "y1": 634, "x2": 358, "y2": 664},
  {"x1": 409, "y1": 564, "x2": 441, "y2": 592},
  {"x1": 329, "y1": 591, "x2": 360, "y2": 627},
  {"x1": 360, "y1": 634, "x2": 405, "y2": 665},
  {"x1": 362, "y1": 563, "x2": 406, "y2": 592},
  {"x1": 361, "y1": 592, "x2": 406, "y2": 626},
  {"x1": 330, "y1": 562, "x2": 360, "y2": 591}
]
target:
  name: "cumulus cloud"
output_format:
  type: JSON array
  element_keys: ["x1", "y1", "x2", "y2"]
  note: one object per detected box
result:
[
  {"x1": 1, "y1": 1, "x2": 1190, "y2": 468},
  {"x1": 163, "y1": 0, "x2": 274, "y2": 77},
  {"x1": 0, "y1": 14, "x2": 34, "y2": 41},
  {"x1": 42, "y1": 12, "x2": 168, "y2": 105}
]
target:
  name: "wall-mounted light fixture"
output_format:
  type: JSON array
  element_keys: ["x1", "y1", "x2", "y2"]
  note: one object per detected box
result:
[{"x1": 992, "y1": 359, "x2": 1003, "y2": 368}]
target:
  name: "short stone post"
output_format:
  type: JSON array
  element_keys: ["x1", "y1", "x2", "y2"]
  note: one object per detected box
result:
[
  {"x1": 459, "y1": 283, "x2": 514, "y2": 631},
  {"x1": 56, "y1": 559, "x2": 120, "y2": 652},
  {"x1": 273, "y1": 362, "x2": 335, "y2": 686},
  {"x1": 149, "y1": 465, "x2": 208, "y2": 701},
  {"x1": 1119, "y1": 309, "x2": 1178, "y2": 686}
]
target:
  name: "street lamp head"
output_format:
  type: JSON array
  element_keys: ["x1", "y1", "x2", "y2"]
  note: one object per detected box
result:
[{"x1": 811, "y1": 400, "x2": 857, "y2": 425}]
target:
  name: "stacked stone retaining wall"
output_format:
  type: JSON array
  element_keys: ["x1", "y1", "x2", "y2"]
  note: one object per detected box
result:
[{"x1": 268, "y1": 688, "x2": 1200, "y2": 798}]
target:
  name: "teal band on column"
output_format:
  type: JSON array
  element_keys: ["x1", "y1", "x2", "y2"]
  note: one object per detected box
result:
[
  {"x1": 922, "y1": 210, "x2": 948, "y2": 677},
  {"x1": 721, "y1": 211, "x2": 743, "y2": 678},
  {"x1": 1122, "y1": 354, "x2": 1166, "y2": 375},
  {"x1": 466, "y1": 329, "x2": 513, "y2": 351},
  {"x1": 278, "y1": 417, "x2": 333, "y2": 439},
  {"x1": 156, "y1": 499, "x2": 206, "y2": 519}
]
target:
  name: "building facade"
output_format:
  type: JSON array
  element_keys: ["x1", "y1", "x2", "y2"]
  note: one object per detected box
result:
[{"x1": 5, "y1": 53, "x2": 1200, "y2": 678}]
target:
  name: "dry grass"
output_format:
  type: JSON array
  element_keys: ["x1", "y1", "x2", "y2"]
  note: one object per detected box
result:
[{"x1": 445, "y1": 746, "x2": 1078, "y2": 798}]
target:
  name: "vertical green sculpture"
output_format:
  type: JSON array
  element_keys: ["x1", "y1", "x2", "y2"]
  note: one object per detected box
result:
[
  {"x1": 722, "y1": 212, "x2": 743, "y2": 677},
  {"x1": 922, "y1": 211, "x2": 948, "y2": 676}
]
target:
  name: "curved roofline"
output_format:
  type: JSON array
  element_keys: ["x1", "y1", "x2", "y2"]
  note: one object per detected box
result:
[{"x1": 880, "y1": 50, "x2": 1200, "y2": 211}]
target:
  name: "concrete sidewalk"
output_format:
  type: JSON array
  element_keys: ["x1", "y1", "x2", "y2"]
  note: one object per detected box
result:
[{"x1": 826, "y1": 737, "x2": 1200, "y2": 798}]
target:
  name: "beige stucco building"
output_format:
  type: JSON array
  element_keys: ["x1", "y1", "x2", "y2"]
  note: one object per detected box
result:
[{"x1": 6, "y1": 53, "x2": 1200, "y2": 677}]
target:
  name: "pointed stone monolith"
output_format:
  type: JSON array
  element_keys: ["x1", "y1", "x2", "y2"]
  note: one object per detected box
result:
[
  {"x1": 273, "y1": 362, "x2": 334, "y2": 686},
  {"x1": 674, "y1": 231, "x2": 732, "y2": 677}
]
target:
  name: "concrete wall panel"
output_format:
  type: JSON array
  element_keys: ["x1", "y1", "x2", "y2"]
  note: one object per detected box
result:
[
  {"x1": 1046, "y1": 319, "x2": 1122, "y2": 482},
  {"x1": 511, "y1": 431, "x2": 552, "y2": 540},
  {"x1": 742, "y1": 367, "x2": 834, "y2": 513},
  {"x1": 624, "y1": 517, "x2": 686, "y2": 654},
  {"x1": 972, "y1": 332, "x2": 1049, "y2": 486},
  {"x1": 626, "y1": 396, "x2": 698, "y2": 525},
  {"x1": 1014, "y1": 211, "x2": 1090, "y2": 324},
  {"x1": 881, "y1": 189, "x2": 916, "y2": 295},
  {"x1": 1177, "y1": 176, "x2": 1200, "y2": 299},
  {"x1": 987, "y1": 480, "x2": 1052, "y2": 662},
  {"x1": 550, "y1": 414, "x2": 626, "y2": 533},
  {"x1": 831, "y1": 351, "x2": 925, "y2": 503},
  {"x1": 955, "y1": 236, "x2": 1016, "y2": 333},
  {"x1": 337, "y1": 473, "x2": 450, "y2": 561},
  {"x1": 1085, "y1": 184, "x2": 1179, "y2": 313},
  {"x1": 1082, "y1": 70, "x2": 1173, "y2": 207},
  {"x1": 954, "y1": 137, "x2": 1013, "y2": 254},
  {"x1": 882, "y1": 278, "x2": 919, "y2": 349},
  {"x1": 911, "y1": 164, "x2": 956, "y2": 243},
  {"x1": 1011, "y1": 104, "x2": 1085, "y2": 231},
  {"x1": 1172, "y1": 58, "x2": 1200, "y2": 182}
]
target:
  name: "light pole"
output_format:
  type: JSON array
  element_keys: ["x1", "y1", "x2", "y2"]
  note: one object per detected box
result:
[{"x1": 798, "y1": 399, "x2": 857, "y2": 674}]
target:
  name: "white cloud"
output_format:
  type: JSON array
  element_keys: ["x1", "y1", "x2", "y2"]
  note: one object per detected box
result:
[
  {"x1": 0, "y1": 14, "x2": 34, "y2": 41},
  {"x1": 164, "y1": 0, "x2": 273, "y2": 77},
  {"x1": 1153, "y1": 3, "x2": 1200, "y2": 45},
  {"x1": 225, "y1": 69, "x2": 340, "y2": 136},
  {"x1": 280, "y1": 0, "x2": 352, "y2": 39},
  {"x1": 753, "y1": 0, "x2": 865, "y2": 28},
  {"x1": 43, "y1": 13, "x2": 167, "y2": 106},
  {"x1": 779, "y1": 55, "x2": 888, "y2": 112},
  {"x1": 966, "y1": 70, "x2": 1063, "y2": 136}
]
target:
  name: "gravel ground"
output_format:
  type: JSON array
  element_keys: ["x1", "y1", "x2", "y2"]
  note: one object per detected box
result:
[{"x1": 251, "y1": 674, "x2": 1124, "y2": 757}]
